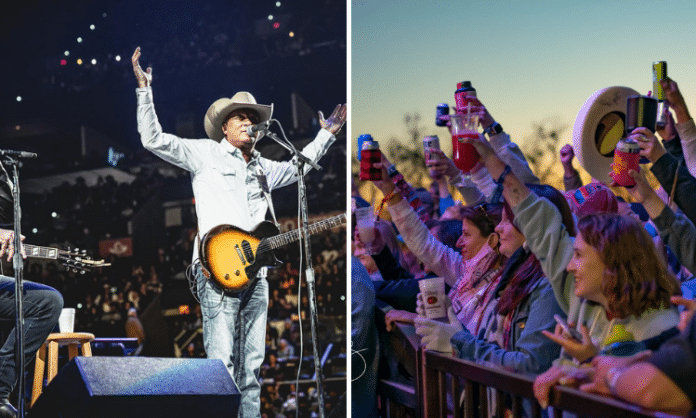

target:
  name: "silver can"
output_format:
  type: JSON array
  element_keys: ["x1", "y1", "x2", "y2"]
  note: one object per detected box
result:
[{"x1": 423, "y1": 135, "x2": 440, "y2": 161}]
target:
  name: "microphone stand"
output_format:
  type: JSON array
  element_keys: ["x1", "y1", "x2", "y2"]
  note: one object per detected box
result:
[
  {"x1": 4, "y1": 156, "x2": 25, "y2": 417},
  {"x1": 263, "y1": 129, "x2": 326, "y2": 418}
]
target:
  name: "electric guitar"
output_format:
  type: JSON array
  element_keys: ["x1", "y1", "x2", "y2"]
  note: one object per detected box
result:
[
  {"x1": 23, "y1": 244, "x2": 111, "y2": 272},
  {"x1": 199, "y1": 214, "x2": 346, "y2": 292}
]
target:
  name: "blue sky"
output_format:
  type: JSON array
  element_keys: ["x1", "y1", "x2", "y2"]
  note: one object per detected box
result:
[{"x1": 351, "y1": 0, "x2": 696, "y2": 171}]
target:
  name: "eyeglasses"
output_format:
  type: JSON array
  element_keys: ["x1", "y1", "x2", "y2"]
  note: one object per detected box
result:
[{"x1": 474, "y1": 202, "x2": 501, "y2": 226}]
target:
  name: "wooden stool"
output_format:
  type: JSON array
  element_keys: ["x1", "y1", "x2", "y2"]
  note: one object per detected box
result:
[{"x1": 31, "y1": 332, "x2": 95, "y2": 407}]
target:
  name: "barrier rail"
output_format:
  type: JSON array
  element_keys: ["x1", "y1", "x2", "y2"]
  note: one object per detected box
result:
[{"x1": 378, "y1": 318, "x2": 684, "y2": 418}]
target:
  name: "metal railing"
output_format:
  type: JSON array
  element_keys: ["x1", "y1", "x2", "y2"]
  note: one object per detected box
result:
[{"x1": 378, "y1": 318, "x2": 685, "y2": 418}]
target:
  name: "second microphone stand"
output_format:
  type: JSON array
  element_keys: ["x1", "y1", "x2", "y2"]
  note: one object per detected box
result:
[
  {"x1": 4, "y1": 156, "x2": 26, "y2": 417},
  {"x1": 262, "y1": 127, "x2": 326, "y2": 418}
]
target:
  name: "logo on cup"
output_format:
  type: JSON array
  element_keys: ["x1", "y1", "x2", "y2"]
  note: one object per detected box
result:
[{"x1": 427, "y1": 296, "x2": 438, "y2": 305}]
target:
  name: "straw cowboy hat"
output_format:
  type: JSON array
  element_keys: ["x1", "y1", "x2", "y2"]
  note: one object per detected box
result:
[
  {"x1": 204, "y1": 92, "x2": 273, "y2": 142},
  {"x1": 573, "y1": 86, "x2": 639, "y2": 185}
]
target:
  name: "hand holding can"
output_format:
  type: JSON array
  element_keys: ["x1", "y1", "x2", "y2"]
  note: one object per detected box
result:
[{"x1": 610, "y1": 139, "x2": 640, "y2": 187}]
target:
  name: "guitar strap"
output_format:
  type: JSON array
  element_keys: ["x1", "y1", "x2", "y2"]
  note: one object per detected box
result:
[{"x1": 256, "y1": 165, "x2": 280, "y2": 227}]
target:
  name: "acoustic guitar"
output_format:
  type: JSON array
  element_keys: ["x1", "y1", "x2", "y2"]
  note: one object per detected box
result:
[
  {"x1": 199, "y1": 214, "x2": 346, "y2": 292},
  {"x1": 23, "y1": 244, "x2": 110, "y2": 272}
]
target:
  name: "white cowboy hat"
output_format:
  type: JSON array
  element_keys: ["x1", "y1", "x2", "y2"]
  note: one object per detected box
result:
[
  {"x1": 573, "y1": 86, "x2": 639, "y2": 185},
  {"x1": 203, "y1": 92, "x2": 273, "y2": 142}
]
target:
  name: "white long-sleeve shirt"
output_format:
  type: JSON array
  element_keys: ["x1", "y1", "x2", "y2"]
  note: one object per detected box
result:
[{"x1": 136, "y1": 87, "x2": 335, "y2": 261}]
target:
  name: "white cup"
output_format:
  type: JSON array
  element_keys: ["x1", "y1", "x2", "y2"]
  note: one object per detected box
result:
[
  {"x1": 355, "y1": 207, "x2": 376, "y2": 244},
  {"x1": 58, "y1": 308, "x2": 76, "y2": 333},
  {"x1": 418, "y1": 277, "x2": 447, "y2": 319}
]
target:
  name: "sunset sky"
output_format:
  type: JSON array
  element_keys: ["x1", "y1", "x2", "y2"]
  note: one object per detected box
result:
[{"x1": 351, "y1": 0, "x2": 696, "y2": 176}]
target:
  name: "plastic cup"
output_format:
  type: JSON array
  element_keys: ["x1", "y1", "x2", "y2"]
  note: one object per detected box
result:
[
  {"x1": 450, "y1": 112, "x2": 480, "y2": 173},
  {"x1": 355, "y1": 207, "x2": 375, "y2": 244},
  {"x1": 418, "y1": 277, "x2": 447, "y2": 319},
  {"x1": 58, "y1": 308, "x2": 75, "y2": 333}
]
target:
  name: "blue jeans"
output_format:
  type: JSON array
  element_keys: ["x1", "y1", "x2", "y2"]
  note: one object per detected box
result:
[
  {"x1": 196, "y1": 265, "x2": 268, "y2": 418},
  {"x1": 0, "y1": 275, "x2": 63, "y2": 398}
]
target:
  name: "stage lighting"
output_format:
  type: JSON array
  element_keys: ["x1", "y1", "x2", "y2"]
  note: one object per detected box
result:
[
  {"x1": 273, "y1": 22, "x2": 280, "y2": 29},
  {"x1": 268, "y1": 14, "x2": 274, "y2": 20},
  {"x1": 64, "y1": 50, "x2": 70, "y2": 56},
  {"x1": 77, "y1": 37, "x2": 82, "y2": 43},
  {"x1": 16, "y1": 96, "x2": 21, "y2": 102},
  {"x1": 289, "y1": 32, "x2": 294, "y2": 37},
  {"x1": 115, "y1": 55, "x2": 121, "y2": 61},
  {"x1": 60, "y1": 59, "x2": 67, "y2": 66},
  {"x1": 91, "y1": 58, "x2": 97, "y2": 65},
  {"x1": 77, "y1": 58, "x2": 83, "y2": 65},
  {"x1": 276, "y1": 2, "x2": 281, "y2": 6},
  {"x1": 90, "y1": 24, "x2": 95, "y2": 30},
  {"x1": 32, "y1": 228, "x2": 37, "y2": 234}
]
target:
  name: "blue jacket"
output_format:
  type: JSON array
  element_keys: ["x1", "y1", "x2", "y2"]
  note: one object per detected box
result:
[{"x1": 450, "y1": 248, "x2": 563, "y2": 375}]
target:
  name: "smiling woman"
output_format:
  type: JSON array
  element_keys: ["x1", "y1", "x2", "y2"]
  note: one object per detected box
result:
[{"x1": 573, "y1": 213, "x2": 678, "y2": 319}]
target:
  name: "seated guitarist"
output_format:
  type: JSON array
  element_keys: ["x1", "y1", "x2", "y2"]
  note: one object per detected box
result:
[
  {"x1": 0, "y1": 162, "x2": 62, "y2": 418},
  {"x1": 132, "y1": 47, "x2": 346, "y2": 418}
]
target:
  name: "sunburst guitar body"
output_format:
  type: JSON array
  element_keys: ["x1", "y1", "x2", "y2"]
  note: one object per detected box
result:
[{"x1": 200, "y1": 214, "x2": 346, "y2": 292}]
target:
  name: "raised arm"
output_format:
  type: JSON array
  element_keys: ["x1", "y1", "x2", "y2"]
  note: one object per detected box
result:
[{"x1": 132, "y1": 47, "x2": 204, "y2": 173}]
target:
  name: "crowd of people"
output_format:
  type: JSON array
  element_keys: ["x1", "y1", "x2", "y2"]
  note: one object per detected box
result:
[{"x1": 352, "y1": 77, "x2": 696, "y2": 417}]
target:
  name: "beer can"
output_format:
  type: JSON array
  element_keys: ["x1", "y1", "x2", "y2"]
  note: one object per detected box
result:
[
  {"x1": 435, "y1": 103, "x2": 450, "y2": 127},
  {"x1": 454, "y1": 81, "x2": 476, "y2": 113},
  {"x1": 359, "y1": 135, "x2": 382, "y2": 181},
  {"x1": 652, "y1": 61, "x2": 667, "y2": 102},
  {"x1": 423, "y1": 135, "x2": 440, "y2": 162},
  {"x1": 611, "y1": 138, "x2": 640, "y2": 187},
  {"x1": 615, "y1": 138, "x2": 640, "y2": 154}
]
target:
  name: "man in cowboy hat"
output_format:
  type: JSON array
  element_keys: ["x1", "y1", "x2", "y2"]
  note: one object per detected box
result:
[{"x1": 132, "y1": 47, "x2": 345, "y2": 418}]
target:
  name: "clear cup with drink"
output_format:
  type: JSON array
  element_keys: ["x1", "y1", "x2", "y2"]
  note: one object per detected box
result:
[
  {"x1": 450, "y1": 109, "x2": 481, "y2": 174},
  {"x1": 355, "y1": 207, "x2": 376, "y2": 245}
]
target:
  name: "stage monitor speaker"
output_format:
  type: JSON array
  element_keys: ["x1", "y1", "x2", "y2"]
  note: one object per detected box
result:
[{"x1": 27, "y1": 356, "x2": 239, "y2": 418}]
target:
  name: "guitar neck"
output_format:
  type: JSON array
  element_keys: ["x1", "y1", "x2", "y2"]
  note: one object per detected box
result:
[
  {"x1": 267, "y1": 214, "x2": 346, "y2": 250},
  {"x1": 23, "y1": 244, "x2": 61, "y2": 260}
]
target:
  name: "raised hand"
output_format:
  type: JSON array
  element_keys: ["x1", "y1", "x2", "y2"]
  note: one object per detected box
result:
[
  {"x1": 426, "y1": 148, "x2": 460, "y2": 180},
  {"x1": 131, "y1": 47, "x2": 153, "y2": 88},
  {"x1": 560, "y1": 144, "x2": 575, "y2": 168},
  {"x1": 319, "y1": 104, "x2": 347, "y2": 134},
  {"x1": 630, "y1": 127, "x2": 666, "y2": 164},
  {"x1": 660, "y1": 78, "x2": 691, "y2": 123}
]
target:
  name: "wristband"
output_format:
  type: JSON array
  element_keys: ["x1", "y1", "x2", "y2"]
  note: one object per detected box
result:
[
  {"x1": 376, "y1": 190, "x2": 398, "y2": 219},
  {"x1": 496, "y1": 165, "x2": 511, "y2": 185},
  {"x1": 484, "y1": 121, "x2": 503, "y2": 137}
]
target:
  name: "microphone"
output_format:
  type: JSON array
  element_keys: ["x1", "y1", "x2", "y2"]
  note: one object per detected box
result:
[
  {"x1": 0, "y1": 149, "x2": 37, "y2": 158},
  {"x1": 246, "y1": 120, "x2": 272, "y2": 137}
]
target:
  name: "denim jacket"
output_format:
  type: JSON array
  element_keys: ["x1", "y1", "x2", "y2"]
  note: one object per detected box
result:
[{"x1": 450, "y1": 274, "x2": 563, "y2": 375}]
